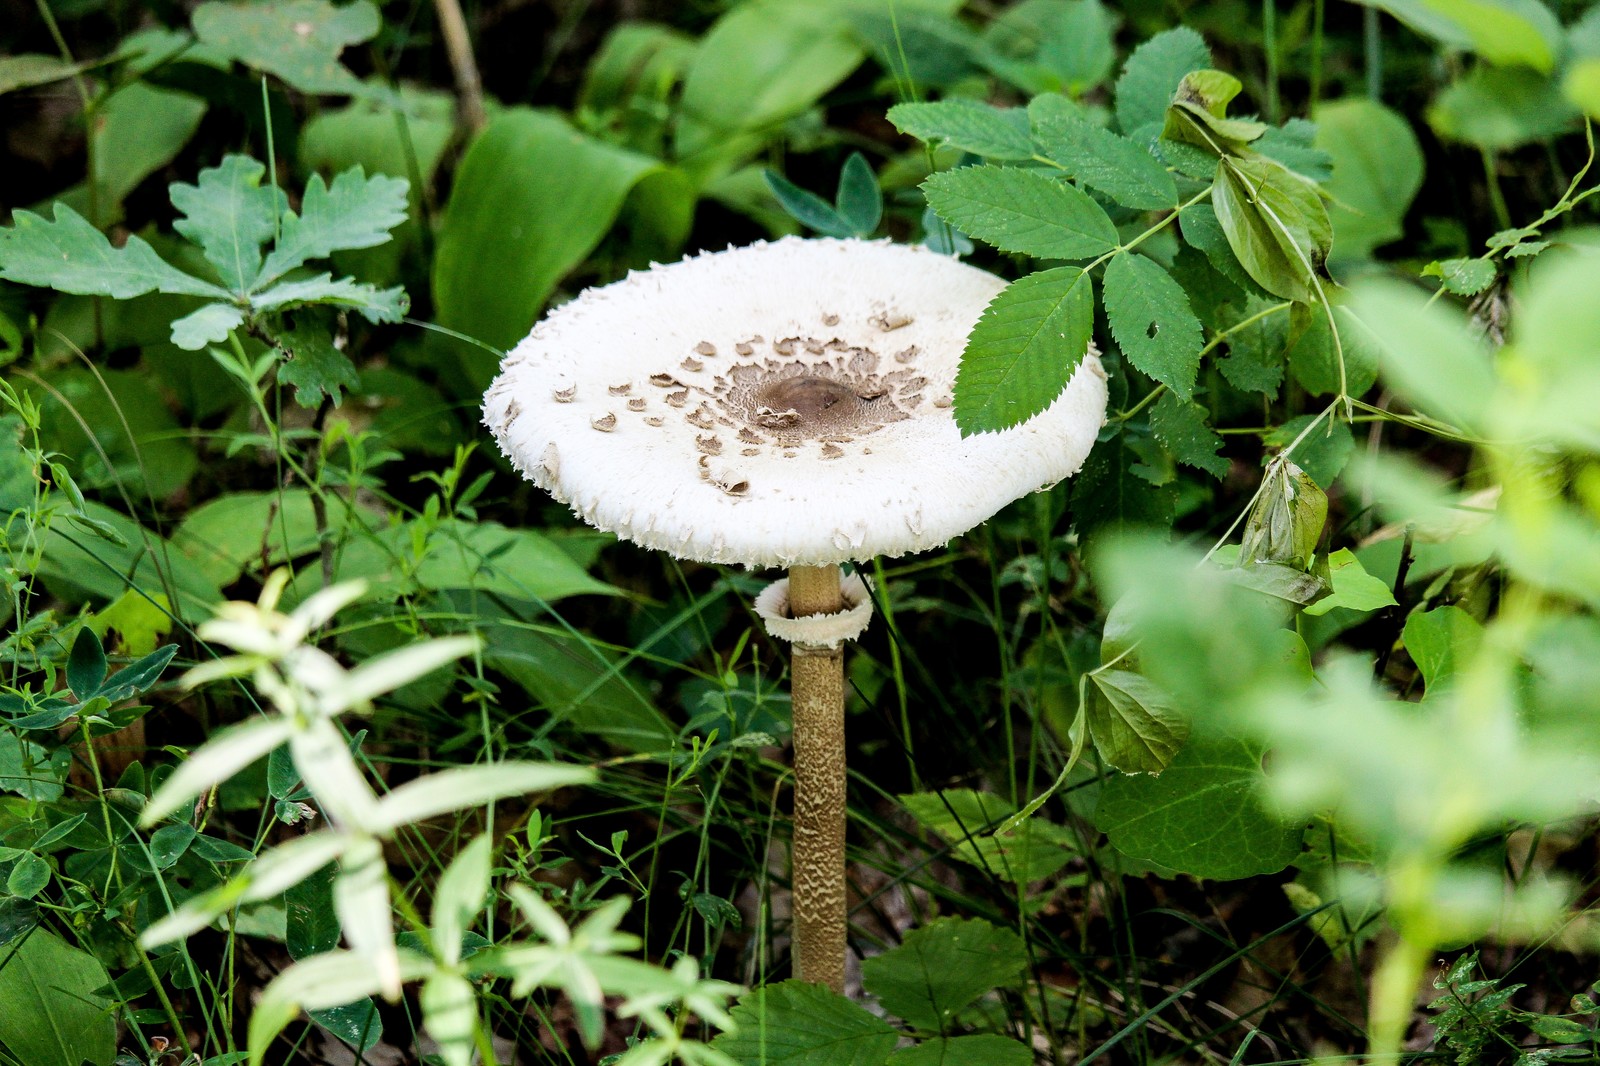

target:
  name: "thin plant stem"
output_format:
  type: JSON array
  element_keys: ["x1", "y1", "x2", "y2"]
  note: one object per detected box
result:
[
  {"x1": 1310, "y1": 0, "x2": 1325, "y2": 110},
  {"x1": 433, "y1": 0, "x2": 487, "y2": 133},
  {"x1": 1263, "y1": 0, "x2": 1280, "y2": 124},
  {"x1": 786, "y1": 563, "x2": 846, "y2": 993},
  {"x1": 1364, "y1": 5, "x2": 1383, "y2": 100}
]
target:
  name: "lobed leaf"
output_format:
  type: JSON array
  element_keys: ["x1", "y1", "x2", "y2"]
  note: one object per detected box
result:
[
  {"x1": 922, "y1": 165, "x2": 1118, "y2": 261},
  {"x1": 257, "y1": 167, "x2": 410, "y2": 285},
  {"x1": 170, "y1": 155, "x2": 286, "y2": 292},
  {"x1": 0, "y1": 204, "x2": 228, "y2": 301}
]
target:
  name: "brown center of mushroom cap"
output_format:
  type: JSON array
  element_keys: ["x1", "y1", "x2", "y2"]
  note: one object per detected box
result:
[
  {"x1": 750, "y1": 375, "x2": 879, "y2": 432},
  {"x1": 712, "y1": 358, "x2": 924, "y2": 444}
]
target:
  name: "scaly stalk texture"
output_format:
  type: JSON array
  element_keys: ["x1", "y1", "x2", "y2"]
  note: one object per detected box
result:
[{"x1": 787, "y1": 563, "x2": 846, "y2": 993}]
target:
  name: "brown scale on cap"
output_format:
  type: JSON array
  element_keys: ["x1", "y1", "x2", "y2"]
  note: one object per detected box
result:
[
  {"x1": 681, "y1": 357, "x2": 704, "y2": 372},
  {"x1": 894, "y1": 346, "x2": 919, "y2": 363},
  {"x1": 592, "y1": 413, "x2": 617, "y2": 432},
  {"x1": 694, "y1": 341, "x2": 716, "y2": 357},
  {"x1": 820, "y1": 443, "x2": 845, "y2": 459},
  {"x1": 822, "y1": 313, "x2": 840, "y2": 326},
  {"x1": 742, "y1": 447, "x2": 761, "y2": 456},
  {"x1": 649, "y1": 373, "x2": 678, "y2": 388},
  {"x1": 554, "y1": 386, "x2": 577, "y2": 403},
  {"x1": 934, "y1": 396, "x2": 953, "y2": 409},
  {"x1": 870, "y1": 310, "x2": 913, "y2": 331},
  {"x1": 504, "y1": 399, "x2": 522, "y2": 422},
  {"x1": 666, "y1": 389, "x2": 689, "y2": 407},
  {"x1": 774, "y1": 337, "x2": 798, "y2": 356},
  {"x1": 628, "y1": 397, "x2": 647, "y2": 411},
  {"x1": 738, "y1": 427, "x2": 765, "y2": 445},
  {"x1": 735, "y1": 341, "x2": 755, "y2": 356},
  {"x1": 608, "y1": 383, "x2": 632, "y2": 395},
  {"x1": 804, "y1": 338, "x2": 825, "y2": 354},
  {"x1": 687, "y1": 406, "x2": 715, "y2": 429},
  {"x1": 644, "y1": 415, "x2": 664, "y2": 426},
  {"x1": 696, "y1": 434, "x2": 723, "y2": 454}
]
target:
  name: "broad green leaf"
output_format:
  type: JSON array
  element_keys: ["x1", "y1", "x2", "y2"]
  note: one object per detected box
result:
[
  {"x1": 1315, "y1": 99, "x2": 1423, "y2": 261},
  {"x1": 67, "y1": 627, "x2": 108, "y2": 698},
  {"x1": 310, "y1": 1001, "x2": 383, "y2": 1056},
  {"x1": 0, "y1": 204, "x2": 226, "y2": 300},
  {"x1": 193, "y1": 0, "x2": 380, "y2": 96},
  {"x1": 1422, "y1": 256, "x2": 1496, "y2": 296},
  {"x1": 953, "y1": 265, "x2": 1093, "y2": 436},
  {"x1": 368, "y1": 763, "x2": 596, "y2": 835},
  {"x1": 1114, "y1": 26, "x2": 1212, "y2": 135},
  {"x1": 1103, "y1": 253, "x2": 1202, "y2": 400},
  {"x1": 432, "y1": 835, "x2": 492, "y2": 967},
  {"x1": 1088, "y1": 669, "x2": 1187, "y2": 774},
  {"x1": 1347, "y1": 280, "x2": 1493, "y2": 430},
  {"x1": 0, "y1": 734, "x2": 67, "y2": 802},
  {"x1": 1070, "y1": 431, "x2": 1177, "y2": 546},
  {"x1": 1096, "y1": 732, "x2": 1303, "y2": 879},
  {"x1": 1178, "y1": 201, "x2": 1266, "y2": 297},
  {"x1": 420, "y1": 972, "x2": 477, "y2": 1066},
  {"x1": 1263, "y1": 415, "x2": 1355, "y2": 489},
  {"x1": 257, "y1": 165, "x2": 408, "y2": 285},
  {"x1": 6, "y1": 853, "x2": 49, "y2": 899},
  {"x1": 170, "y1": 155, "x2": 285, "y2": 292},
  {"x1": 1418, "y1": 0, "x2": 1562, "y2": 72},
  {"x1": 1212, "y1": 155, "x2": 1331, "y2": 303},
  {"x1": 1240, "y1": 458, "x2": 1327, "y2": 569},
  {"x1": 271, "y1": 316, "x2": 362, "y2": 408},
  {"x1": 835, "y1": 151, "x2": 882, "y2": 236},
  {"x1": 0, "y1": 54, "x2": 87, "y2": 95},
  {"x1": 1286, "y1": 304, "x2": 1379, "y2": 398},
  {"x1": 1162, "y1": 70, "x2": 1268, "y2": 154},
  {"x1": 889, "y1": 1036, "x2": 1033, "y2": 1066},
  {"x1": 1218, "y1": 295, "x2": 1289, "y2": 398},
  {"x1": 30, "y1": 367, "x2": 199, "y2": 499},
  {"x1": 142, "y1": 717, "x2": 299, "y2": 825},
  {"x1": 922, "y1": 166, "x2": 1118, "y2": 260},
  {"x1": 87, "y1": 81, "x2": 207, "y2": 211},
  {"x1": 710, "y1": 980, "x2": 898, "y2": 1065},
  {"x1": 899, "y1": 789, "x2": 1076, "y2": 882},
  {"x1": 0, "y1": 930, "x2": 115, "y2": 1066},
  {"x1": 1254, "y1": 119, "x2": 1335, "y2": 182},
  {"x1": 764, "y1": 170, "x2": 855, "y2": 238},
  {"x1": 251, "y1": 275, "x2": 407, "y2": 322},
  {"x1": 1428, "y1": 66, "x2": 1577, "y2": 150},
  {"x1": 171, "y1": 303, "x2": 246, "y2": 350},
  {"x1": 35, "y1": 500, "x2": 222, "y2": 615},
  {"x1": 887, "y1": 98, "x2": 1034, "y2": 159},
  {"x1": 1569, "y1": 58, "x2": 1600, "y2": 119},
  {"x1": 861, "y1": 917, "x2": 1027, "y2": 1033},
  {"x1": 174, "y1": 489, "x2": 343, "y2": 587},
  {"x1": 1031, "y1": 110, "x2": 1177, "y2": 210},
  {"x1": 1303, "y1": 548, "x2": 1398, "y2": 617},
  {"x1": 434, "y1": 108, "x2": 690, "y2": 360},
  {"x1": 1149, "y1": 392, "x2": 1227, "y2": 479},
  {"x1": 1402, "y1": 606, "x2": 1483, "y2": 690},
  {"x1": 286, "y1": 862, "x2": 340, "y2": 960}
]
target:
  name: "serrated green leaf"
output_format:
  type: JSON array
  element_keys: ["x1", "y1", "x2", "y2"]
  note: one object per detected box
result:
[
  {"x1": 0, "y1": 204, "x2": 228, "y2": 300},
  {"x1": 764, "y1": 169, "x2": 855, "y2": 238},
  {"x1": 1070, "y1": 431, "x2": 1177, "y2": 547},
  {"x1": 861, "y1": 917, "x2": 1027, "y2": 1033},
  {"x1": 170, "y1": 156, "x2": 286, "y2": 292},
  {"x1": 899, "y1": 789, "x2": 1075, "y2": 882},
  {"x1": 710, "y1": 980, "x2": 898, "y2": 1065},
  {"x1": 1179, "y1": 202, "x2": 1266, "y2": 297},
  {"x1": 1088, "y1": 669, "x2": 1188, "y2": 774},
  {"x1": 171, "y1": 303, "x2": 247, "y2": 350},
  {"x1": 887, "y1": 98, "x2": 1035, "y2": 159},
  {"x1": 1422, "y1": 256, "x2": 1496, "y2": 296},
  {"x1": 1213, "y1": 155, "x2": 1331, "y2": 303},
  {"x1": 257, "y1": 167, "x2": 409, "y2": 286},
  {"x1": 1096, "y1": 731, "x2": 1303, "y2": 879},
  {"x1": 1103, "y1": 253, "x2": 1202, "y2": 400},
  {"x1": 922, "y1": 166, "x2": 1118, "y2": 260},
  {"x1": 193, "y1": 0, "x2": 381, "y2": 96},
  {"x1": 889, "y1": 1035, "x2": 1034, "y2": 1066},
  {"x1": 1218, "y1": 296, "x2": 1288, "y2": 397},
  {"x1": 953, "y1": 265, "x2": 1093, "y2": 435},
  {"x1": 1303, "y1": 548, "x2": 1398, "y2": 617},
  {"x1": 270, "y1": 316, "x2": 361, "y2": 408},
  {"x1": 251, "y1": 275, "x2": 407, "y2": 322},
  {"x1": 835, "y1": 152, "x2": 882, "y2": 236},
  {"x1": 1032, "y1": 111, "x2": 1177, "y2": 210},
  {"x1": 1115, "y1": 26, "x2": 1212, "y2": 135},
  {"x1": 1149, "y1": 392, "x2": 1227, "y2": 479}
]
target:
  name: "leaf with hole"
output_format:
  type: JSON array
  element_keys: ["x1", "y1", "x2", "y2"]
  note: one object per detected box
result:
[{"x1": 1103, "y1": 253, "x2": 1202, "y2": 400}]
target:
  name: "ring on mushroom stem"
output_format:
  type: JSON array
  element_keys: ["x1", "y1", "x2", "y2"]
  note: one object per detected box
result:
[{"x1": 483, "y1": 236, "x2": 1108, "y2": 994}]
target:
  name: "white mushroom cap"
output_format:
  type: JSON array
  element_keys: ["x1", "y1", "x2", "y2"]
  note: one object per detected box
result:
[{"x1": 484, "y1": 237, "x2": 1108, "y2": 569}]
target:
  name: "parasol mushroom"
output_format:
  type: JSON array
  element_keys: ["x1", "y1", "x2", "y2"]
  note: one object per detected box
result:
[{"x1": 484, "y1": 236, "x2": 1107, "y2": 992}]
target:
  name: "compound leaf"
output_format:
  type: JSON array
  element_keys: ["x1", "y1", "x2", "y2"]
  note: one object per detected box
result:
[
  {"x1": 0, "y1": 204, "x2": 227, "y2": 300},
  {"x1": 888, "y1": 98, "x2": 1035, "y2": 160},
  {"x1": 252, "y1": 275, "x2": 407, "y2": 322},
  {"x1": 1150, "y1": 391, "x2": 1228, "y2": 479},
  {"x1": 1032, "y1": 110, "x2": 1178, "y2": 209},
  {"x1": 258, "y1": 167, "x2": 409, "y2": 286},
  {"x1": 1115, "y1": 26, "x2": 1212, "y2": 135}
]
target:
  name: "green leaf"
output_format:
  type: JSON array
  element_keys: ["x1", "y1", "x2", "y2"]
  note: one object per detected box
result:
[
  {"x1": 1428, "y1": 66, "x2": 1577, "y2": 150},
  {"x1": 1088, "y1": 669, "x2": 1188, "y2": 774},
  {"x1": 1315, "y1": 99, "x2": 1424, "y2": 261},
  {"x1": 921, "y1": 166, "x2": 1118, "y2": 261},
  {"x1": 887, "y1": 98, "x2": 1034, "y2": 159},
  {"x1": 889, "y1": 1036, "x2": 1033, "y2": 1066},
  {"x1": 861, "y1": 917, "x2": 1027, "y2": 1033},
  {"x1": 1069, "y1": 431, "x2": 1177, "y2": 547},
  {"x1": 835, "y1": 152, "x2": 882, "y2": 236},
  {"x1": 1240, "y1": 458, "x2": 1327, "y2": 569},
  {"x1": 1179, "y1": 202, "x2": 1267, "y2": 297},
  {"x1": 1303, "y1": 548, "x2": 1398, "y2": 617},
  {"x1": 1114, "y1": 26, "x2": 1212, "y2": 135},
  {"x1": 368, "y1": 763, "x2": 596, "y2": 835},
  {"x1": 764, "y1": 170, "x2": 855, "y2": 238},
  {"x1": 170, "y1": 155, "x2": 286, "y2": 292},
  {"x1": 0, "y1": 54, "x2": 88, "y2": 95},
  {"x1": 434, "y1": 108, "x2": 690, "y2": 359},
  {"x1": 1263, "y1": 415, "x2": 1354, "y2": 489},
  {"x1": 249, "y1": 950, "x2": 430, "y2": 1066},
  {"x1": 257, "y1": 166, "x2": 408, "y2": 286},
  {"x1": 1347, "y1": 279, "x2": 1493, "y2": 430},
  {"x1": 174, "y1": 489, "x2": 343, "y2": 587},
  {"x1": 953, "y1": 265, "x2": 1093, "y2": 435},
  {"x1": 67, "y1": 627, "x2": 108, "y2": 699},
  {"x1": 309, "y1": 1000, "x2": 383, "y2": 1056},
  {"x1": 6, "y1": 853, "x2": 49, "y2": 899},
  {"x1": 1103, "y1": 253, "x2": 1202, "y2": 400},
  {"x1": 0, "y1": 733, "x2": 69, "y2": 803},
  {"x1": 251, "y1": 275, "x2": 407, "y2": 322},
  {"x1": 1096, "y1": 732, "x2": 1303, "y2": 879},
  {"x1": 141, "y1": 717, "x2": 300, "y2": 825},
  {"x1": 1162, "y1": 70, "x2": 1268, "y2": 154},
  {"x1": 286, "y1": 862, "x2": 340, "y2": 960},
  {"x1": 1218, "y1": 296, "x2": 1288, "y2": 397},
  {"x1": 0, "y1": 930, "x2": 115, "y2": 1066},
  {"x1": 171, "y1": 303, "x2": 247, "y2": 350},
  {"x1": 432, "y1": 834, "x2": 492, "y2": 967},
  {"x1": 1149, "y1": 392, "x2": 1227, "y2": 479},
  {"x1": 30, "y1": 367, "x2": 199, "y2": 499},
  {"x1": 0, "y1": 204, "x2": 227, "y2": 300},
  {"x1": 1419, "y1": 0, "x2": 1562, "y2": 72},
  {"x1": 1422, "y1": 256, "x2": 1496, "y2": 296},
  {"x1": 87, "y1": 82, "x2": 207, "y2": 212},
  {"x1": 1031, "y1": 110, "x2": 1177, "y2": 210},
  {"x1": 710, "y1": 980, "x2": 899, "y2": 1065},
  {"x1": 193, "y1": 0, "x2": 381, "y2": 96},
  {"x1": 899, "y1": 789, "x2": 1075, "y2": 883},
  {"x1": 1212, "y1": 155, "x2": 1332, "y2": 304},
  {"x1": 1402, "y1": 606, "x2": 1483, "y2": 691},
  {"x1": 1286, "y1": 305, "x2": 1379, "y2": 398},
  {"x1": 269, "y1": 315, "x2": 362, "y2": 407},
  {"x1": 420, "y1": 972, "x2": 476, "y2": 1066}
]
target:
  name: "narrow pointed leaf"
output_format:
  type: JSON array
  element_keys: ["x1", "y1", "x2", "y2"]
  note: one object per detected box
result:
[
  {"x1": 1212, "y1": 155, "x2": 1331, "y2": 303},
  {"x1": 369, "y1": 762, "x2": 596, "y2": 835},
  {"x1": 142, "y1": 716, "x2": 298, "y2": 825}
]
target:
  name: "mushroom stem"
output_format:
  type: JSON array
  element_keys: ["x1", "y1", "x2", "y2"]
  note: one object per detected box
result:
[{"x1": 786, "y1": 563, "x2": 847, "y2": 993}]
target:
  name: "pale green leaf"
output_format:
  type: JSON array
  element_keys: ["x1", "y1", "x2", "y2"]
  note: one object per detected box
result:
[
  {"x1": 899, "y1": 789, "x2": 1076, "y2": 882},
  {"x1": 860, "y1": 918, "x2": 1026, "y2": 1032},
  {"x1": 369, "y1": 762, "x2": 596, "y2": 835},
  {"x1": 170, "y1": 155, "x2": 285, "y2": 292},
  {"x1": 1149, "y1": 392, "x2": 1228, "y2": 479},
  {"x1": 1402, "y1": 606, "x2": 1484, "y2": 691},
  {"x1": 292, "y1": 719, "x2": 382, "y2": 831},
  {"x1": 421, "y1": 972, "x2": 477, "y2": 1066},
  {"x1": 257, "y1": 167, "x2": 409, "y2": 285},
  {"x1": 0, "y1": 54, "x2": 88, "y2": 95},
  {"x1": 1114, "y1": 26, "x2": 1212, "y2": 135},
  {"x1": 5, "y1": 853, "x2": 48, "y2": 899},
  {"x1": 321, "y1": 635, "x2": 480, "y2": 716},
  {"x1": 953, "y1": 265, "x2": 1093, "y2": 435},
  {"x1": 194, "y1": 0, "x2": 380, "y2": 96},
  {"x1": 921, "y1": 165, "x2": 1118, "y2": 260},
  {"x1": 1096, "y1": 732, "x2": 1303, "y2": 879},
  {"x1": 0, "y1": 204, "x2": 228, "y2": 300},
  {"x1": 887, "y1": 98, "x2": 1034, "y2": 159},
  {"x1": 1315, "y1": 98, "x2": 1424, "y2": 261},
  {"x1": 142, "y1": 716, "x2": 299, "y2": 825},
  {"x1": 0, "y1": 930, "x2": 115, "y2": 1066},
  {"x1": 1303, "y1": 548, "x2": 1398, "y2": 617},
  {"x1": 432, "y1": 834, "x2": 492, "y2": 967},
  {"x1": 249, "y1": 950, "x2": 432, "y2": 1066},
  {"x1": 1419, "y1": 0, "x2": 1562, "y2": 72},
  {"x1": 333, "y1": 837, "x2": 399, "y2": 996},
  {"x1": 171, "y1": 302, "x2": 247, "y2": 350},
  {"x1": 1103, "y1": 253, "x2": 1202, "y2": 400},
  {"x1": 710, "y1": 980, "x2": 898, "y2": 1065},
  {"x1": 1422, "y1": 256, "x2": 1496, "y2": 296},
  {"x1": 1088, "y1": 668, "x2": 1188, "y2": 774},
  {"x1": 242, "y1": 831, "x2": 352, "y2": 902},
  {"x1": 1031, "y1": 111, "x2": 1177, "y2": 210},
  {"x1": 1212, "y1": 155, "x2": 1332, "y2": 303},
  {"x1": 1347, "y1": 279, "x2": 1493, "y2": 430}
]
